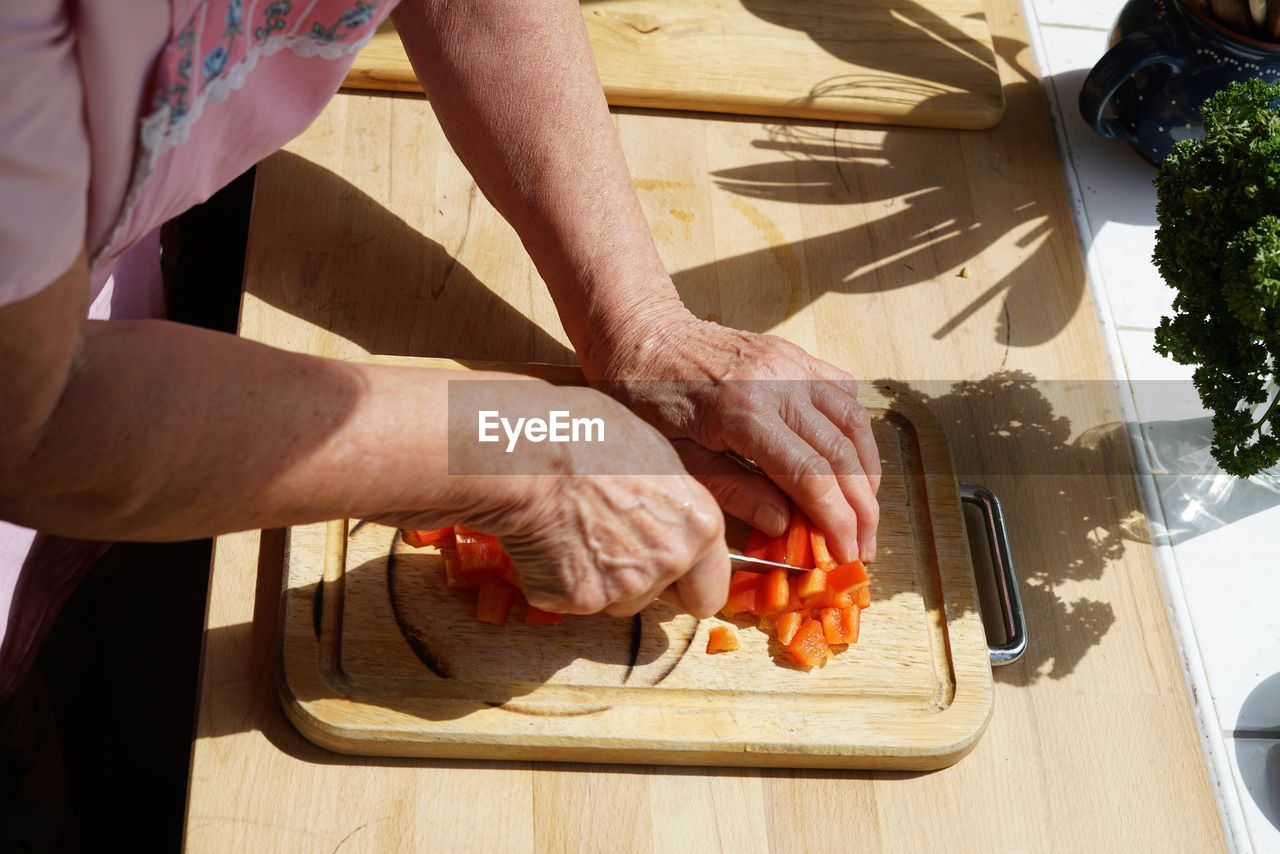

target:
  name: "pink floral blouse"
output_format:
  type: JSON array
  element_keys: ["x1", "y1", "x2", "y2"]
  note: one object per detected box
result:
[{"x1": 0, "y1": 0, "x2": 397, "y2": 698}]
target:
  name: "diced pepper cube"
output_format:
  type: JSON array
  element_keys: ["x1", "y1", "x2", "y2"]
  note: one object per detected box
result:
[
  {"x1": 706, "y1": 625, "x2": 740, "y2": 653},
  {"x1": 456, "y1": 532, "x2": 514, "y2": 580},
  {"x1": 827, "y1": 560, "x2": 869, "y2": 594},
  {"x1": 721, "y1": 569, "x2": 761, "y2": 616},
  {"x1": 820, "y1": 607, "x2": 847, "y2": 645},
  {"x1": 475, "y1": 579, "x2": 518, "y2": 627},
  {"x1": 775, "y1": 611, "x2": 804, "y2": 645},
  {"x1": 797, "y1": 568, "x2": 828, "y2": 599},
  {"x1": 842, "y1": 605, "x2": 861, "y2": 644},
  {"x1": 786, "y1": 618, "x2": 830, "y2": 668}
]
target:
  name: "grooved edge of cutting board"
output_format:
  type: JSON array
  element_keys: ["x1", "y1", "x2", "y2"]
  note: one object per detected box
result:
[
  {"x1": 278, "y1": 357, "x2": 993, "y2": 769},
  {"x1": 346, "y1": 3, "x2": 1005, "y2": 131}
]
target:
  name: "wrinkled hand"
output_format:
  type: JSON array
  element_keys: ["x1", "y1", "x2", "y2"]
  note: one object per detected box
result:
[
  {"x1": 376, "y1": 380, "x2": 730, "y2": 617},
  {"x1": 587, "y1": 304, "x2": 881, "y2": 564}
]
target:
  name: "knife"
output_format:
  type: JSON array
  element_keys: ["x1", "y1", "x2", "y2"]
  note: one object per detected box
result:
[{"x1": 729, "y1": 552, "x2": 809, "y2": 574}]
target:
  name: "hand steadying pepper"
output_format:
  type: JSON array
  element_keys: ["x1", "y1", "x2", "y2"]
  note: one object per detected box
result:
[{"x1": 584, "y1": 300, "x2": 881, "y2": 564}]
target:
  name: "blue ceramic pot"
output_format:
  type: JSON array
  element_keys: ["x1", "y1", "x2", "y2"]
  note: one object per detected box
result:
[{"x1": 1079, "y1": 0, "x2": 1280, "y2": 163}]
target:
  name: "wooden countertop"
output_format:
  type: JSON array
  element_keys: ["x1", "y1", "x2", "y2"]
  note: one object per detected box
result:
[{"x1": 183, "y1": 0, "x2": 1226, "y2": 848}]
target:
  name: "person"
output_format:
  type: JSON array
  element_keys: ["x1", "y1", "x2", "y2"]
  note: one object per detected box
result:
[{"x1": 0, "y1": 0, "x2": 880, "y2": 704}]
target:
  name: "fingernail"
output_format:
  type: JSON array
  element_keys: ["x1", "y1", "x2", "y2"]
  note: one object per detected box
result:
[
  {"x1": 861, "y1": 535, "x2": 877, "y2": 563},
  {"x1": 753, "y1": 503, "x2": 788, "y2": 537}
]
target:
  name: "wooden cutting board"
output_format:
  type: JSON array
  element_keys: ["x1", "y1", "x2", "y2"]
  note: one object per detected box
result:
[
  {"x1": 345, "y1": 1, "x2": 1005, "y2": 130},
  {"x1": 278, "y1": 356, "x2": 993, "y2": 769}
]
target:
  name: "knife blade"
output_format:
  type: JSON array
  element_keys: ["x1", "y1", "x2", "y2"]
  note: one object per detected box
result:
[{"x1": 729, "y1": 552, "x2": 809, "y2": 574}]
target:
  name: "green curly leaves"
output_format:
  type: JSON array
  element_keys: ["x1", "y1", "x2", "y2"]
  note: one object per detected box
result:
[{"x1": 1153, "y1": 79, "x2": 1280, "y2": 477}]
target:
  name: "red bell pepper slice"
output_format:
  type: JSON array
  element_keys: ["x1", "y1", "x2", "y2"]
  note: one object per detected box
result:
[
  {"x1": 755, "y1": 568, "x2": 791, "y2": 616},
  {"x1": 843, "y1": 605, "x2": 861, "y2": 644},
  {"x1": 785, "y1": 575, "x2": 805, "y2": 612},
  {"x1": 475, "y1": 579, "x2": 518, "y2": 626},
  {"x1": 783, "y1": 511, "x2": 813, "y2": 568},
  {"x1": 809, "y1": 529, "x2": 836, "y2": 570}
]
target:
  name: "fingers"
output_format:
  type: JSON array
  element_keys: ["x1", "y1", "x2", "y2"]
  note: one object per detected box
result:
[
  {"x1": 810, "y1": 381, "x2": 882, "y2": 496},
  {"x1": 722, "y1": 412, "x2": 863, "y2": 562},
  {"x1": 673, "y1": 439, "x2": 790, "y2": 537},
  {"x1": 601, "y1": 519, "x2": 730, "y2": 619},
  {"x1": 781, "y1": 403, "x2": 880, "y2": 563},
  {"x1": 672, "y1": 535, "x2": 732, "y2": 618}
]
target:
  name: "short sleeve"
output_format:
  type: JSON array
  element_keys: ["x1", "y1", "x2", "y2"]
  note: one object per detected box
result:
[{"x1": 0, "y1": 1, "x2": 89, "y2": 306}]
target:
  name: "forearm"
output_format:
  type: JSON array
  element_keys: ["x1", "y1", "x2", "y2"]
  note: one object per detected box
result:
[
  {"x1": 393, "y1": 0, "x2": 683, "y2": 367},
  {"x1": 0, "y1": 319, "x2": 507, "y2": 540}
]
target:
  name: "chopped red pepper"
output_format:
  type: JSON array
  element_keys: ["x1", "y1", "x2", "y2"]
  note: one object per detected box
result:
[
  {"x1": 797, "y1": 568, "x2": 828, "y2": 599},
  {"x1": 786, "y1": 618, "x2": 830, "y2": 668},
  {"x1": 475, "y1": 579, "x2": 518, "y2": 627},
  {"x1": 854, "y1": 584, "x2": 871, "y2": 609},
  {"x1": 401, "y1": 527, "x2": 454, "y2": 549},
  {"x1": 755, "y1": 568, "x2": 791, "y2": 616},
  {"x1": 775, "y1": 611, "x2": 804, "y2": 645},
  {"x1": 721, "y1": 569, "x2": 761, "y2": 616},
  {"x1": 842, "y1": 605, "x2": 861, "y2": 644},
  {"x1": 525, "y1": 605, "x2": 564, "y2": 626},
  {"x1": 783, "y1": 511, "x2": 813, "y2": 568},
  {"x1": 820, "y1": 607, "x2": 846, "y2": 645},
  {"x1": 706, "y1": 625, "x2": 740, "y2": 653},
  {"x1": 809, "y1": 529, "x2": 836, "y2": 570},
  {"x1": 827, "y1": 559, "x2": 869, "y2": 594},
  {"x1": 785, "y1": 575, "x2": 805, "y2": 612},
  {"x1": 455, "y1": 531, "x2": 514, "y2": 580},
  {"x1": 441, "y1": 547, "x2": 480, "y2": 590},
  {"x1": 745, "y1": 528, "x2": 775, "y2": 559}
]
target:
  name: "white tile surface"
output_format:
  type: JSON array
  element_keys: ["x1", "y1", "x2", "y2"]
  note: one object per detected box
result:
[
  {"x1": 1028, "y1": 5, "x2": 1273, "y2": 847},
  {"x1": 1036, "y1": 26, "x2": 1178, "y2": 329},
  {"x1": 1227, "y1": 737, "x2": 1280, "y2": 851},
  {"x1": 1171, "y1": 500, "x2": 1280, "y2": 731},
  {"x1": 1030, "y1": 0, "x2": 1126, "y2": 30}
]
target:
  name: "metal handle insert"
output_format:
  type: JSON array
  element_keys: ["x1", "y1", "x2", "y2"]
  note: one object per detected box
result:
[{"x1": 960, "y1": 482, "x2": 1027, "y2": 665}]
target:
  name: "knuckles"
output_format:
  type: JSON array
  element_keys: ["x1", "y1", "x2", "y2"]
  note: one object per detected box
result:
[
  {"x1": 792, "y1": 452, "x2": 836, "y2": 482},
  {"x1": 826, "y1": 437, "x2": 861, "y2": 474}
]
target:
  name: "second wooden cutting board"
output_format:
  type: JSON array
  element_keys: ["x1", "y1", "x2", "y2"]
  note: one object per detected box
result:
[
  {"x1": 346, "y1": 0, "x2": 1005, "y2": 130},
  {"x1": 278, "y1": 357, "x2": 993, "y2": 769}
]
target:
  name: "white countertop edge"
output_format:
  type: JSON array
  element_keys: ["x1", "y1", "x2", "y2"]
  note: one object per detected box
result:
[{"x1": 1016, "y1": 2, "x2": 1252, "y2": 849}]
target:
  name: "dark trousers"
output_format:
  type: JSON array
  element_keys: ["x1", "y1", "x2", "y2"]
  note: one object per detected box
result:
[{"x1": 0, "y1": 540, "x2": 212, "y2": 852}]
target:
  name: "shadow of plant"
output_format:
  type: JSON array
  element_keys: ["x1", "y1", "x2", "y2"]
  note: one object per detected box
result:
[
  {"x1": 697, "y1": 35, "x2": 1083, "y2": 348},
  {"x1": 876, "y1": 371, "x2": 1131, "y2": 684}
]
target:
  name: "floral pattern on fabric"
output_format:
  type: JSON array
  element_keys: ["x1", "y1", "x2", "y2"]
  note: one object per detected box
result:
[
  {"x1": 94, "y1": 0, "x2": 396, "y2": 273},
  {"x1": 255, "y1": 1, "x2": 292, "y2": 41},
  {"x1": 310, "y1": 2, "x2": 378, "y2": 42}
]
